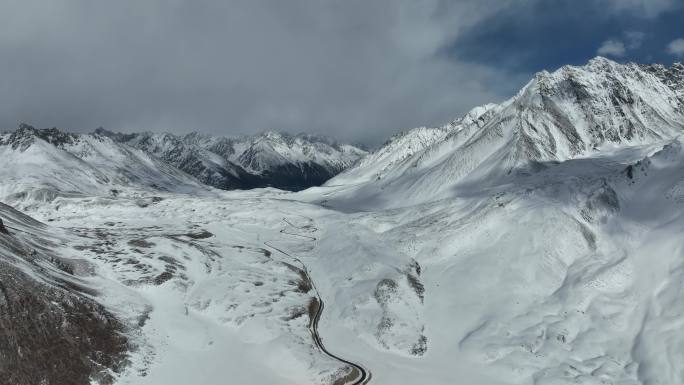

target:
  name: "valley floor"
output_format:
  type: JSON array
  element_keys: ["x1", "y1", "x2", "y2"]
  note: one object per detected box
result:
[{"x1": 23, "y1": 190, "x2": 500, "y2": 385}]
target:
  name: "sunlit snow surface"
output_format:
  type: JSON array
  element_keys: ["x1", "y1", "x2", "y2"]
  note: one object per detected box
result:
[
  {"x1": 17, "y1": 134, "x2": 684, "y2": 385},
  {"x1": 27, "y1": 191, "x2": 344, "y2": 385}
]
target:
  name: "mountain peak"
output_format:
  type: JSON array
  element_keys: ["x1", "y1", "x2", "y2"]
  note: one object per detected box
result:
[
  {"x1": 329, "y1": 58, "x2": 684, "y2": 205},
  {"x1": 586, "y1": 55, "x2": 617, "y2": 68},
  {"x1": 510, "y1": 58, "x2": 684, "y2": 160},
  {"x1": 2, "y1": 123, "x2": 77, "y2": 151}
]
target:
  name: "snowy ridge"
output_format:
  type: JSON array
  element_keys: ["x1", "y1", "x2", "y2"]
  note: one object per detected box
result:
[
  {"x1": 642, "y1": 61, "x2": 684, "y2": 98},
  {"x1": 95, "y1": 129, "x2": 258, "y2": 190},
  {"x1": 0, "y1": 124, "x2": 366, "y2": 207},
  {"x1": 99, "y1": 129, "x2": 367, "y2": 191},
  {"x1": 329, "y1": 103, "x2": 498, "y2": 186},
  {"x1": 327, "y1": 126, "x2": 453, "y2": 185},
  {"x1": 0, "y1": 124, "x2": 209, "y2": 208},
  {"x1": 236, "y1": 131, "x2": 365, "y2": 174},
  {"x1": 325, "y1": 57, "x2": 684, "y2": 208}
]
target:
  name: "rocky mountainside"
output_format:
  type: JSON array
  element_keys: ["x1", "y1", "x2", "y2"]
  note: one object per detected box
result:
[
  {"x1": 324, "y1": 57, "x2": 684, "y2": 208},
  {"x1": 643, "y1": 61, "x2": 684, "y2": 97},
  {"x1": 0, "y1": 202, "x2": 128, "y2": 385},
  {"x1": 97, "y1": 129, "x2": 367, "y2": 191}
]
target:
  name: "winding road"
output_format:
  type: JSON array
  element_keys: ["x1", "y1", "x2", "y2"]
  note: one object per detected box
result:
[{"x1": 263, "y1": 217, "x2": 371, "y2": 385}]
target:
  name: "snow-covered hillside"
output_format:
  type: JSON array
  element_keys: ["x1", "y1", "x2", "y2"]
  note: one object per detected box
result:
[
  {"x1": 294, "y1": 58, "x2": 684, "y2": 385},
  {"x1": 4, "y1": 57, "x2": 684, "y2": 385},
  {"x1": 0, "y1": 202, "x2": 128, "y2": 385},
  {"x1": 0, "y1": 124, "x2": 210, "y2": 208},
  {"x1": 307, "y1": 135, "x2": 684, "y2": 385},
  {"x1": 0, "y1": 124, "x2": 365, "y2": 209},
  {"x1": 324, "y1": 57, "x2": 684, "y2": 208}
]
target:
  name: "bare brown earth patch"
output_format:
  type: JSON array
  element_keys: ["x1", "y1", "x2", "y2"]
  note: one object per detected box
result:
[{"x1": 0, "y1": 266, "x2": 128, "y2": 385}]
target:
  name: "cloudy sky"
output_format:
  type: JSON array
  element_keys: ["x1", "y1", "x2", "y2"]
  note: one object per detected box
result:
[{"x1": 1, "y1": 0, "x2": 683, "y2": 145}]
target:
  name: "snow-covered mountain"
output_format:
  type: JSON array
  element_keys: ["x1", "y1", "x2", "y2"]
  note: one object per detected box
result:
[
  {"x1": 324, "y1": 57, "x2": 684, "y2": 208},
  {"x1": 0, "y1": 124, "x2": 210, "y2": 208},
  {"x1": 297, "y1": 58, "x2": 684, "y2": 384},
  {"x1": 97, "y1": 129, "x2": 367, "y2": 191},
  {"x1": 0, "y1": 124, "x2": 365, "y2": 208},
  {"x1": 5, "y1": 57, "x2": 684, "y2": 385},
  {"x1": 94, "y1": 129, "x2": 262, "y2": 190}
]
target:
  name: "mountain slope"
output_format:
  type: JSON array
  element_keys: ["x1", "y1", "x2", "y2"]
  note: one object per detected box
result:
[
  {"x1": 0, "y1": 124, "x2": 210, "y2": 207},
  {"x1": 0, "y1": 202, "x2": 128, "y2": 385},
  {"x1": 323, "y1": 57, "x2": 684, "y2": 209},
  {"x1": 95, "y1": 129, "x2": 262, "y2": 190},
  {"x1": 293, "y1": 58, "x2": 684, "y2": 384},
  {"x1": 308, "y1": 135, "x2": 684, "y2": 385}
]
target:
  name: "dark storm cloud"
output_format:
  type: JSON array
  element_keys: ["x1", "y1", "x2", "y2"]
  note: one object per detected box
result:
[
  {"x1": 1, "y1": 1, "x2": 681, "y2": 145},
  {"x1": 0, "y1": 0, "x2": 516, "y2": 145}
]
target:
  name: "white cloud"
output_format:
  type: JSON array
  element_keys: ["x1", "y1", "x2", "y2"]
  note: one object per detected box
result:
[
  {"x1": 600, "y1": 0, "x2": 677, "y2": 18},
  {"x1": 596, "y1": 32, "x2": 645, "y2": 59},
  {"x1": 624, "y1": 31, "x2": 645, "y2": 49},
  {"x1": 597, "y1": 40, "x2": 626, "y2": 57},
  {"x1": 667, "y1": 38, "x2": 684, "y2": 57}
]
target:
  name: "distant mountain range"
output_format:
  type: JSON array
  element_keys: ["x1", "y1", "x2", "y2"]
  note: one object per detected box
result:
[
  {"x1": 0, "y1": 125, "x2": 367, "y2": 205},
  {"x1": 95, "y1": 128, "x2": 367, "y2": 191}
]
